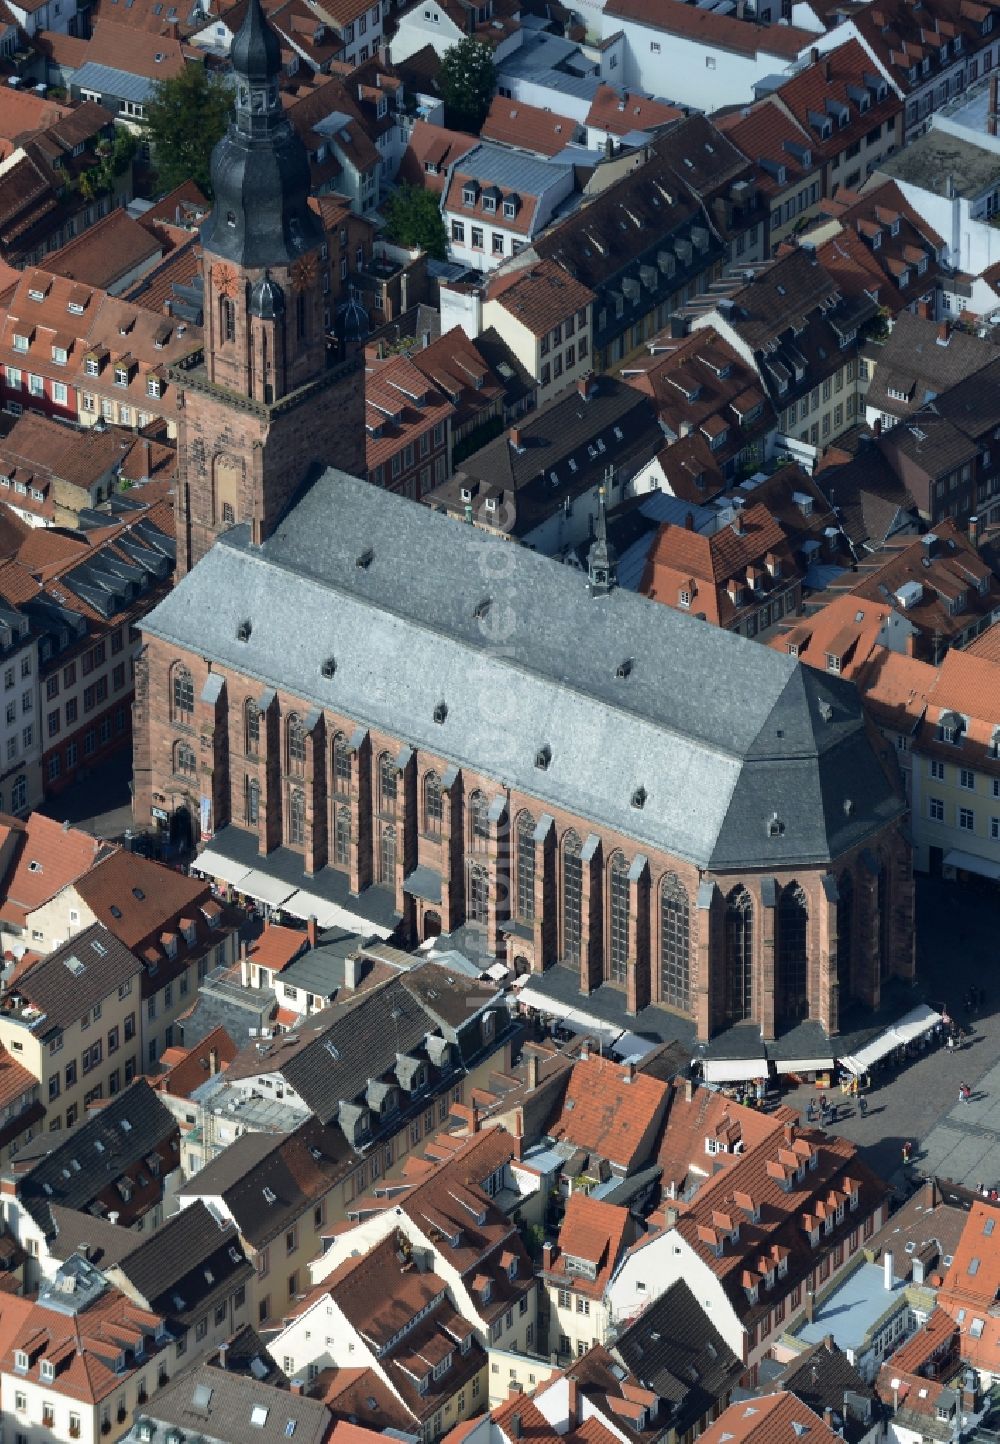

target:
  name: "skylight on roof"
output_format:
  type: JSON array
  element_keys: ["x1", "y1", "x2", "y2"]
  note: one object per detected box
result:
[{"x1": 251, "y1": 1407, "x2": 270, "y2": 1428}]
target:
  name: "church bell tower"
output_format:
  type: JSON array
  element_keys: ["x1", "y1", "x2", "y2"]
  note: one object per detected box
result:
[{"x1": 174, "y1": 0, "x2": 364, "y2": 574}]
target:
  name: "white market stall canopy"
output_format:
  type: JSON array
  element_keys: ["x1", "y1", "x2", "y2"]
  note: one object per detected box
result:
[
  {"x1": 238, "y1": 869, "x2": 297, "y2": 909},
  {"x1": 701, "y1": 1057, "x2": 768, "y2": 1084},
  {"x1": 839, "y1": 1003, "x2": 940, "y2": 1075},
  {"x1": 283, "y1": 888, "x2": 394, "y2": 939},
  {"x1": 774, "y1": 1057, "x2": 835, "y2": 1075},
  {"x1": 193, "y1": 850, "x2": 252, "y2": 890},
  {"x1": 944, "y1": 849, "x2": 1000, "y2": 881}
]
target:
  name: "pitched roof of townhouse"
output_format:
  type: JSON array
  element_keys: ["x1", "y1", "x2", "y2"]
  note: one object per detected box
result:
[
  {"x1": 763, "y1": 1338, "x2": 878, "y2": 1444},
  {"x1": 714, "y1": 246, "x2": 841, "y2": 350},
  {"x1": 654, "y1": 1079, "x2": 795, "y2": 1196},
  {"x1": 585, "y1": 85, "x2": 682, "y2": 138},
  {"x1": 246, "y1": 923, "x2": 308, "y2": 975},
  {"x1": 603, "y1": 0, "x2": 814, "y2": 56},
  {"x1": 672, "y1": 1124, "x2": 888, "y2": 1326},
  {"x1": 397, "y1": 119, "x2": 475, "y2": 195},
  {"x1": 11, "y1": 922, "x2": 142, "y2": 1033},
  {"x1": 46, "y1": 208, "x2": 164, "y2": 293},
  {"x1": 852, "y1": 0, "x2": 999, "y2": 96},
  {"x1": 548, "y1": 1054, "x2": 669, "y2": 1172},
  {"x1": 141, "y1": 180, "x2": 209, "y2": 229},
  {"x1": 135, "y1": 1365, "x2": 332, "y2": 1444},
  {"x1": 545, "y1": 1192, "x2": 632, "y2": 1297},
  {"x1": 406, "y1": 327, "x2": 506, "y2": 432},
  {"x1": 640, "y1": 503, "x2": 795, "y2": 627},
  {"x1": 18, "y1": 1080, "x2": 179, "y2": 1235},
  {"x1": 843, "y1": 520, "x2": 999, "y2": 642},
  {"x1": 313, "y1": 1234, "x2": 486, "y2": 1422},
  {"x1": 0, "y1": 812, "x2": 107, "y2": 927},
  {"x1": 773, "y1": 40, "x2": 902, "y2": 160},
  {"x1": 1, "y1": 1262, "x2": 164, "y2": 1405},
  {"x1": 715, "y1": 99, "x2": 818, "y2": 196},
  {"x1": 0, "y1": 1042, "x2": 39, "y2": 1111},
  {"x1": 486, "y1": 258, "x2": 595, "y2": 337},
  {"x1": 559, "y1": 1346, "x2": 665, "y2": 1444},
  {"x1": 151, "y1": 1024, "x2": 237, "y2": 1098},
  {"x1": 770, "y1": 592, "x2": 897, "y2": 679},
  {"x1": 964, "y1": 621, "x2": 1000, "y2": 662},
  {"x1": 111, "y1": 1199, "x2": 252, "y2": 1321},
  {"x1": 437, "y1": 375, "x2": 660, "y2": 535},
  {"x1": 492, "y1": 1393, "x2": 626, "y2": 1444},
  {"x1": 46, "y1": 1205, "x2": 136, "y2": 1270},
  {"x1": 79, "y1": 18, "x2": 192, "y2": 82},
  {"x1": 442, "y1": 143, "x2": 573, "y2": 239},
  {"x1": 866, "y1": 311, "x2": 998, "y2": 419},
  {"x1": 178, "y1": 1116, "x2": 350, "y2": 1250},
  {"x1": 814, "y1": 444, "x2": 917, "y2": 551},
  {"x1": 697, "y1": 1393, "x2": 844, "y2": 1444},
  {"x1": 482, "y1": 96, "x2": 582, "y2": 156},
  {"x1": 311, "y1": 1364, "x2": 414, "y2": 1433},
  {"x1": 0, "y1": 410, "x2": 129, "y2": 492},
  {"x1": 612, "y1": 1278, "x2": 743, "y2": 1420},
  {"x1": 365, "y1": 352, "x2": 455, "y2": 473},
  {"x1": 72, "y1": 848, "x2": 212, "y2": 950}
]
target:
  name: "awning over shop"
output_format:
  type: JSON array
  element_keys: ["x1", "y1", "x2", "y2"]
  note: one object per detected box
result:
[
  {"x1": 238, "y1": 870, "x2": 297, "y2": 909},
  {"x1": 283, "y1": 888, "x2": 394, "y2": 939},
  {"x1": 612, "y1": 1031, "x2": 658, "y2": 1061},
  {"x1": 839, "y1": 1003, "x2": 940, "y2": 1075},
  {"x1": 193, "y1": 850, "x2": 252, "y2": 890},
  {"x1": 774, "y1": 1057, "x2": 835, "y2": 1075},
  {"x1": 701, "y1": 1057, "x2": 768, "y2": 1084},
  {"x1": 944, "y1": 849, "x2": 1000, "y2": 881}
]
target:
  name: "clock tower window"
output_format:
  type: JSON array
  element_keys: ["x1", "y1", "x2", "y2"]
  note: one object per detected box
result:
[{"x1": 221, "y1": 298, "x2": 236, "y2": 343}]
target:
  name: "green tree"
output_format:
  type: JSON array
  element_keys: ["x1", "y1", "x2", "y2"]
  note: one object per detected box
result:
[
  {"x1": 144, "y1": 64, "x2": 232, "y2": 197},
  {"x1": 383, "y1": 184, "x2": 448, "y2": 260},
  {"x1": 439, "y1": 36, "x2": 495, "y2": 133},
  {"x1": 76, "y1": 127, "x2": 137, "y2": 201}
]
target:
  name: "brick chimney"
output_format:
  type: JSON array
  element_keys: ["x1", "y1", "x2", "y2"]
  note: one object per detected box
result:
[
  {"x1": 684, "y1": 1077, "x2": 694, "y2": 1102},
  {"x1": 290, "y1": 1379, "x2": 305, "y2": 1397},
  {"x1": 510, "y1": 1414, "x2": 522, "y2": 1439},
  {"x1": 823, "y1": 56, "x2": 832, "y2": 81},
  {"x1": 307, "y1": 915, "x2": 318, "y2": 948},
  {"x1": 937, "y1": 321, "x2": 950, "y2": 345},
  {"x1": 567, "y1": 1379, "x2": 580, "y2": 1428},
  {"x1": 527, "y1": 1052, "x2": 539, "y2": 1089},
  {"x1": 209, "y1": 1047, "x2": 219, "y2": 1075},
  {"x1": 542, "y1": 1241, "x2": 555, "y2": 1269},
  {"x1": 509, "y1": 426, "x2": 522, "y2": 449},
  {"x1": 577, "y1": 373, "x2": 594, "y2": 400}
]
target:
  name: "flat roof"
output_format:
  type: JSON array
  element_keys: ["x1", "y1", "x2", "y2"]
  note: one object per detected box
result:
[
  {"x1": 880, "y1": 128, "x2": 1000, "y2": 198},
  {"x1": 798, "y1": 1260, "x2": 907, "y2": 1349}
]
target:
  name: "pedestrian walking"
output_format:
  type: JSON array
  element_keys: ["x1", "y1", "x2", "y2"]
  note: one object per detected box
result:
[
  {"x1": 902, "y1": 1141, "x2": 913, "y2": 1166},
  {"x1": 960, "y1": 1082, "x2": 971, "y2": 1105},
  {"x1": 859, "y1": 1094, "x2": 868, "y2": 1117}
]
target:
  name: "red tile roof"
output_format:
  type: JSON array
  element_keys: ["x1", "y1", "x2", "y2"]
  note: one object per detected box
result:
[
  {"x1": 153, "y1": 1025, "x2": 238, "y2": 1098},
  {"x1": 486, "y1": 258, "x2": 594, "y2": 338},
  {"x1": 0, "y1": 813, "x2": 105, "y2": 928},
  {"x1": 774, "y1": 40, "x2": 902, "y2": 161},
  {"x1": 545, "y1": 1192, "x2": 632, "y2": 1298},
  {"x1": 699, "y1": 1394, "x2": 843, "y2": 1444},
  {"x1": 247, "y1": 923, "x2": 308, "y2": 975},
  {"x1": 549, "y1": 1055, "x2": 669, "y2": 1172},
  {"x1": 603, "y1": 0, "x2": 815, "y2": 57},
  {"x1": 586, "y1": 85, "x2": 682, "y2": 137},
  {"x1": 482, "y1": 97, "x2": 581, "y2": 156},
  {"x1": 72, "y1": 848, "x2": 213, "y2": 952}
]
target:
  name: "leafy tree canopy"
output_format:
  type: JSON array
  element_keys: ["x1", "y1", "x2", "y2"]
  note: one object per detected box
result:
[
  {"x1": 439, "y1": 36, "x2": 495, "y2": 133},
  {"x1": 144, "y1": 64, "x2": 232, "y2": 197},
  {"x1": 383, "y1": 184, "x2": 448, "y2": 260}
]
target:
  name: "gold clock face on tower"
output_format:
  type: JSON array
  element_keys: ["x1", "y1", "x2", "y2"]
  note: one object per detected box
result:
[
  {"x1": 291, "y1": 254, "x2": 318, "y2": 291},
  {"x1": 213, "y1": 262, "x2": 238, "y2": 299}
]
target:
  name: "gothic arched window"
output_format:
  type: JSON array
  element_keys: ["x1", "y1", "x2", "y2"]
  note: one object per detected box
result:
[
  {"x1": 659, "y1": 874, "x2": 690, "y2": 1011},
  {"x1": 608, "y1": 852, "x2": 630, "y2": 984},
  {"x1": 724, "y1": 887, "x2": 753, "y2": 1023},
  {"x1": 562, "y1": 830, "x2": 583, "y2": 964}
]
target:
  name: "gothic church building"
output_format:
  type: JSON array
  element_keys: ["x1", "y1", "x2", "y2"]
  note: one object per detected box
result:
[{"x1": 135, "y1": 0, "x2": 914, "y2": 1045}]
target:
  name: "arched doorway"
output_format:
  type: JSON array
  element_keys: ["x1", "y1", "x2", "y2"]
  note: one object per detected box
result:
[
  {"x1": 169, "y1": 802, "x2": 194, "y2": 854},
  {"x1": 423, "y1": 909, "x2": 442, "y2": 940},
  {"x1": 513, "y1": 954, "x2": 531, "y2": 977}
]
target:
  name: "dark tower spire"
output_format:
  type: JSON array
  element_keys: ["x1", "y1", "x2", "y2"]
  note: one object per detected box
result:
[
  {"x1": 588, "y1": 476, "x2": 617, "y2": 596},
  {"x1": 200, "y1": 0, "x2": 323, "y2": 268}
]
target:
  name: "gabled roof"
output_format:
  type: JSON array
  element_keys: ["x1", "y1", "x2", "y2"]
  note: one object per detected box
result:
[
  {"x1": 0, "y1": 812, "x2": 106, "y2": 928},
  {"x1": 72, "y1": 848, "x2": 213, "y2": 951},
  {"x1": 486, "y1": 258, "x2": 595, "y2": 338},
  {"x1": 697, "y1": 1393, "x2": 844, "y2": 1444},
  {"x1": 135, "y1": 1364, "x2": 331, "y2": 1444},
  {"x1": 112, "y1": 1199, "x2": 252, "y2": 1320},
  {"x1": 613, "y1": 1278, "x2": 742, "y2": 1427},
  {"x1": 546, "y1": 1192, "x2": 631, "y2": 1297},
  {"x1": 773, "y1": 40, "x2": 901, "y2": 160},
  {"x1": 178, "y1": 1117, "x2": 350, "y2": 1250},
  {"x1": 18, "y1": 1080, "x2": 179, "y2": 1236},
  {"x1": 548, "y1": 1055, "x2": 668, "y2": 1172},
  {"x1": 586, "y1": 84, "x2": 682, "y2": 138},
  {"x1": 483, "y1": 96, "x2": 582, "y2": 156},
  {"x1": 10, "y1": 922, "x2": 142, "y2": 1035},
  {"x1": 141, "y1": 467, "x2": 906, "y2": 873},
  {"x1": 603, "y1": 0, "x2": 813, "y2": 57}
]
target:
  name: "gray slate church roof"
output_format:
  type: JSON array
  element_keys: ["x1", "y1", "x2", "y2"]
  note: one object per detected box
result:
[{"x1": 141, "y1": 470, "x2": 903, "y2": 872}]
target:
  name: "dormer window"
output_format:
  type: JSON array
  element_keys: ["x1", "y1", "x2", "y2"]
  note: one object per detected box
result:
[
  {"x1": 483, "y1": 194, "x2": 496, "y2": 213},
  {"x1": 147, "y1": 376, "x2": 162, "y2": 398},
  {"x1": 51, "y1": 345, "x2": 68, "y2": 365},
  {"x1": 14, "y1": 1351, "x2": 28, "y2": 1373},
  {"x1": 12, "y1": 333, "x2": 29, "y2": 353},
  {"x1": 504, "y1": 199, "x2": 517, "y2": 218},
  {"x1": 40, "y1": 1360, "x2": 55, "y2": 1382},
  {"x1": 114, "y1": 364, "x2": 129, "y2": 388},
  {"x1": 463, "y1": 183, "x2": 478, "y2": 206}
]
